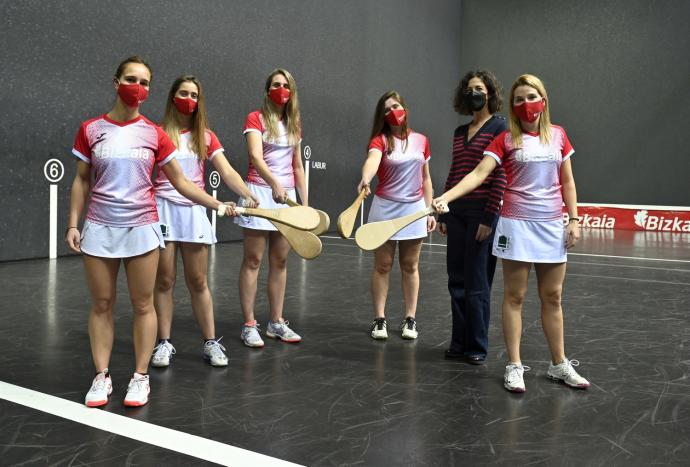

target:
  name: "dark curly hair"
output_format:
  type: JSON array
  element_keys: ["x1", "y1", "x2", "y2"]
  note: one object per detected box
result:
[{"x1": 453, "y1": 70, "x2": 503, "y2": 115}]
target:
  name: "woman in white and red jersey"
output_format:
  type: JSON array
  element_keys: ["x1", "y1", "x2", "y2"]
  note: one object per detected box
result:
[
  {"x1": 236, "y1": 68, "x2": 307, "y2": 348},
  {"x1": 433, "y1": 74, "x2": 590, "y2": 393},
  {"x1": 358, "y1": 91, "x2": 435, "y2": 340},
  {"x1": 150, "y1": 75, "x2": 258, "y2": 369},
  {"x1": 65, "y1": 57, "x2": 235, "y2": 408}
]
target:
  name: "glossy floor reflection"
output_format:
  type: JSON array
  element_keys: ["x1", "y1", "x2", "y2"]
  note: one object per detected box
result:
[{"x1": 1, "y1": 229, "x2": 689, "y2": 465}]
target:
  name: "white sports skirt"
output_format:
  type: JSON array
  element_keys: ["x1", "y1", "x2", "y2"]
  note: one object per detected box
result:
[
  {"x1": 492, "y1": 217, "x2": 567, "y2": 263},
  {"x1": 156, "y1": 196, "x2": 216, "y2": 244},
  {"x1": 234, "y1": 183, "x2": 296, "y2": 231},
  {"x1": 80, "y1": 220, "x2": 165, "y2": 258},
  {"x1": 367, "y1": 195, "x2": 427, "y2": 241}
]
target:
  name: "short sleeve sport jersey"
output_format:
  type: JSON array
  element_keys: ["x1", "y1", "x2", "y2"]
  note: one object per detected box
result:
[
  {"x1": 154, "y1": 130, "x2": 223, "y2": 206},
  {"x1": 483, "y1": 125, "x2": 574, "y2": 221},
  {"x1": 72, "y1": 114, "x2": 178, "y2": 227},
  {"x1": 243, "y1": 110, "x2": 299, "y2": 189},
  {"x1": 369, "y1": 131, "x2": 430, "y2": 203}
]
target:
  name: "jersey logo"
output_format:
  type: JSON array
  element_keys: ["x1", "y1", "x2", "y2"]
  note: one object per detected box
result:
[{"x1": 90, "y1": 132, "x2": 107, "y2": 149}]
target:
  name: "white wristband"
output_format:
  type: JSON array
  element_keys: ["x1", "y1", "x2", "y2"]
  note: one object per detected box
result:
[{"x1": 217, "y1": 204, "x2": 228, "y2": 217}]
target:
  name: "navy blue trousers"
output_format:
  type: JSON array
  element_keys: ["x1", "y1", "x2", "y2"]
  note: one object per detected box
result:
[{"x1": 445, "y1": 211, "x2": 497, "y2": 358}]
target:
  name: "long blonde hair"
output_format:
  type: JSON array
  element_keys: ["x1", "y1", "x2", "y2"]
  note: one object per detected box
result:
[
  {"x1": 162, "y1": 75, "x2": 210, "y2": 160},
  {"x1": 369, "y1": 90, "x2": 409, "y2": 154},
  {"x1": 261, "y1": 68, "x2": 301, "y2": 146},
  {"x1": 509, "y1": 74, "x2": 551, "y2": 147}
]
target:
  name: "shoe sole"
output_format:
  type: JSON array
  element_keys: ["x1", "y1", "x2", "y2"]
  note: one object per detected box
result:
[
  {"x1": 467, "y1": 357, "x2": 486, "y2": 365},
  {"x1": 242, "y1": 338, "x2": 265, "y2": 348},
  {"x1": 203, "y1": 355, "x2": 229, "y2": 367},
  {"x1": 547, "y1": 374, "x2": 590, "y2": 389},
  {"x1": 401, "y1": 333, "x2": 418, "y2": 340},
  {"x1": 150, "y1": 361, "x2": 170, "y2": 368},
  {"x1": 265, "y1": 331, "x2": 301, "y2": 343},
  {"x1": 371, "y1": 333, "x2": 388, "y2": 340},
  {"x1": 124, "y1": 399, "x2": 149, "y2": 407},
  {"x1": 504, "y1": 383, "x2": 526, "y2": 393},
  {"x1": 85, "y1": 398, "x2": 109, "y2": 407}
]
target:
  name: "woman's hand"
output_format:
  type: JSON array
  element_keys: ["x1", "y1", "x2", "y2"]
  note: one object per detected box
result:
[
  {"x1": 565, "y1": 220, "x2": 581, "y2": 248},
  {"x1": 218, "y1": 202, "x2": 239, "y2": 217},
  {"x1": 475, "y1": 224, "x2": 493, "y2": 242},
  {"x1": 432, "y1": 196, "x2": 449, "y2": 214},
  {"x1": 438, "y1": 222, "x2": 447, "y2": 236},
  {"x1": 426, "y1": 215, "x2": 437, "y2": 232},
  {"x1": 64, "y1": 227, "x2": 81, "y2": 253},
  {"x1": 243, "y1": 194, "x2": 260, "y2": 209},
  {"x1": 271, "y1": 184, "x2": 288, "y2": 203},
  {"x1": 357, "y1": 179, "x2": 371, "y2": 197}
]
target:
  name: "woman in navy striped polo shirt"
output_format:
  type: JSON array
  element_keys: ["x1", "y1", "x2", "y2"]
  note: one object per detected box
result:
[{"x1": 439, "y1": 70, "x2": 507, "y2": 364}]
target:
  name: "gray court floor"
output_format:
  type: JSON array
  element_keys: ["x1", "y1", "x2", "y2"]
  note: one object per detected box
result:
[{"x1": 1, "y1": 229, "x2": 689, "y2": 466}]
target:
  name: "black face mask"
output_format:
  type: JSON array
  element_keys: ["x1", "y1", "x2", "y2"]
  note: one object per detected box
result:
[{"x1": 465, "y1": 90, "x2": 487, "y2": 112}]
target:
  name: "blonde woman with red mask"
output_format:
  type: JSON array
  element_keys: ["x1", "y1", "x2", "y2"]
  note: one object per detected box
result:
[
  {"x1": 433, "y1": 74, "x2": 590, "y2": 393},
  {"x1": 236, "y1": 69, "x2": 307, "y2": 348},
  {"x1": 66, "y1": 57, "x2": 236, "y2": 408},
  {"x1": 150, "y1": 75, "x2": 258, "y2": 368}
]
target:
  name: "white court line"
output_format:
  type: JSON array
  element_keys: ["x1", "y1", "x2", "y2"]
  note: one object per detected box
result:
[
  {"x1": 320, "y1": 236, "x2": 690, "y2": 264},
  {"x1": 0, "y1": 381, "x2": 303, "y2": 467}
]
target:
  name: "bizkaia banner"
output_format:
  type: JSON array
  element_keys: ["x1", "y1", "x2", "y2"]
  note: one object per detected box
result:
[{"x1": 562, "y1": 204, "x2": 690, "y2": 232}]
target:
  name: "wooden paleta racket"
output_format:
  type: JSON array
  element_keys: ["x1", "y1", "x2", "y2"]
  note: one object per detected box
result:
[
  {"x1": 225, "y1": 205, "x2": 320, "y2": 231},
  {"x1": 286, "y1": 199, "x2": 330, "y2": 236},
  {"x1": 270, "y1": 221, "x2": 323, "y2": 260},
  {"x1": 354, "y1": 204, "x2": 448, "y2": 251},
  {"x1": 337, "y1": 190, "x2": 367, "y2": 239}
]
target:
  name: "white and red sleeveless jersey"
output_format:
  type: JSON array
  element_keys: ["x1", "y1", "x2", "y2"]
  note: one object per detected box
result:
[
  {"x1": 369, "y1": 131, "x2": 430, "y2": 203},
  {"x1": 243, "y1": 110, "x2": 300, "y2": 189},
  {"x1": 72, "y1": 114, "x2": 177, "y2": 227},
  {"x1": 154, "y1": 130, "x2": 223, "y2": 206},
  {"x1": 484, "y1": 125, "x2": 574, "y2": 221}
]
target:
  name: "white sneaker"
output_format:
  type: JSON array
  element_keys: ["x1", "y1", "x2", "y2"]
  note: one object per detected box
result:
[
  {"x1": 266, "y1": 320, "x2": 302, "y2": 343},
  {"x1": 151, "y1": 341, "x2": 176, "y2": 367},
  {"x1": 400, "y1": 317, "x2": 418, "y2": 340},
  {"x1": 124, "y1": 373, "x2": 150, "y2": 407},
  {"x1": 84, "y1": 370, "x2": 112, "y2": 407},
  {"x1": 370, "y1": 318, "x2": 388, "y2": 340},
  {"x1": 504, "y1": 362, "x2": 529, "y2": 393},
  {"x1": 241, "y1": 324, "x2": 265, "y2": 348},
  {"x1": 203, "y1": 338, "x2": 229, "y2": 366},
  {"x1": 547, "y1": 358, "x2": 590, "y2": 389}
]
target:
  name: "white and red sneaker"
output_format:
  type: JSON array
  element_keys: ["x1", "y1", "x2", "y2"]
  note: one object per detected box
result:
[
  {"x1": 123, "y1": 373, "x2": 150, "y2": 407},
  {"x1": 547, "y1": 358, "x2": 590, "y2": 389},
  {"x1": 85, "y1": 369, "x2": 112, "y2": 407}
]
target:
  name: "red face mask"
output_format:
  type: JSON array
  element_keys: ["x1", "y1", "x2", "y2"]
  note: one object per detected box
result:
[
  {"x1": 513, "y1": 99, "x2": 545, "y2": 123},
  {"x1": 268, "y1": 86, "x2": 291, "y2": 105},
  {"x1": 117, "y1": 82, "x2": 148, "y2": 107},
  {"x1": 384, "y1": 108, "x2": 406, "y2": 127},
  {"x1": 174, "y1": 97, "x2": 198, "y2": 115}
]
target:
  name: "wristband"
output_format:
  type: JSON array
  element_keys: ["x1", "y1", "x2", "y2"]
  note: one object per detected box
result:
[
  {"x1": 568, "y1": 217, "x2": 580, "y2": 223},
  {"x1": 65, "y1": 226, "x2": 78, "y2": 234},
  {"x1": 217, "y1": 204, "x2": 228, "y2": 217}
]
